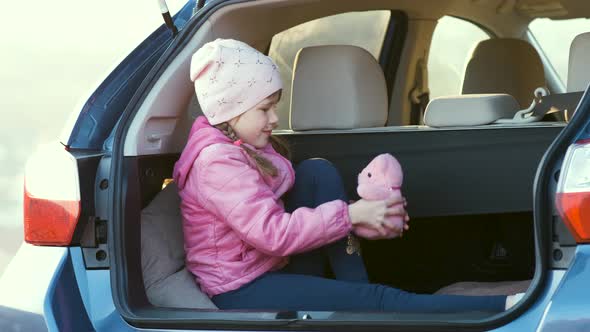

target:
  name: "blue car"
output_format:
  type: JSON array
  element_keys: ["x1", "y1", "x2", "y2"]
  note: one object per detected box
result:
[{"x1": 2, "y1": 0, "x2": 590, "y2": 331}]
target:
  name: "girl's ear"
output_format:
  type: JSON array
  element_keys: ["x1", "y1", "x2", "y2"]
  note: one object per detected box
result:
[{"x1": 228, "y1": 115, "x2": 240, "y2": 129}]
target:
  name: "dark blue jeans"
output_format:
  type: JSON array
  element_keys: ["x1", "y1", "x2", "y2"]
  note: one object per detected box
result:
[{"x1": 212, "y1": 159, "x2": 506, "y2": 312}]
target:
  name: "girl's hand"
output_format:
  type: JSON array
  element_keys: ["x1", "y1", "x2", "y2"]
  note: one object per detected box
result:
[
  {"x1": 353, "y1": 211, "x2": 410, "y2": 240},
  {"x1": 348, "y1": 196, "x2": 408, "y2": 236}
]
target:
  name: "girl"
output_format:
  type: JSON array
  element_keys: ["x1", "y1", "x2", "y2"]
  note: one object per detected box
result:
[{"x1": 173, "y1": 38, "x2": 523, "y2": 312}]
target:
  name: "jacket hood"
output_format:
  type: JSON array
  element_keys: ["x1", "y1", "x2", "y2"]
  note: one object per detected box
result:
[{"x1": 173, "y1": 116, "x2": 231, "y2": 190}]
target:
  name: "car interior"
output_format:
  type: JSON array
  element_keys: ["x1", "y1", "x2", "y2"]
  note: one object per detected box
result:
[{"x1": 110, "y1": 0, "x2": 590, "y2": 326}]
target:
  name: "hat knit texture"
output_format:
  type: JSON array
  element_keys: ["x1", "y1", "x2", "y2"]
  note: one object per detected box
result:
[{"x1": 190, "y1": 38, "x2": 283, "y2": 125}]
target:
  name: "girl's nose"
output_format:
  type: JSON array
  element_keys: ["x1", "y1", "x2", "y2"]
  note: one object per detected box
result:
[{"x1": 268, "y1": 107, "x2": 279, "y2": 125}]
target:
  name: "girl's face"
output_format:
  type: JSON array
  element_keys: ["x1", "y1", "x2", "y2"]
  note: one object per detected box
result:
[{"x1": 228, "y1": 91, "x2": 281, "y2": 149}]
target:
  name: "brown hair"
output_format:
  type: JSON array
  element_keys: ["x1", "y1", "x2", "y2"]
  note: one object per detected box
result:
[{"x1": 215, "y1": 123, "x2": 291, "y2": 178}]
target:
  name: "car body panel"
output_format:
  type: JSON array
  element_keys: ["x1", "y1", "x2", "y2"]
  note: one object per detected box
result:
[
  {"x1": 537, "y1": 245, "x2": 590, "y2": 332},
  {"x1": 70, "y1": 248, "x2": 134, "y2": 331}
]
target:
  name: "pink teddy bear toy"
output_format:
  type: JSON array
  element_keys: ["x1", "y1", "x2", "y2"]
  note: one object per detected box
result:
[{"x1": 353, "y1": 153, "x2": 406, "y2": 240}]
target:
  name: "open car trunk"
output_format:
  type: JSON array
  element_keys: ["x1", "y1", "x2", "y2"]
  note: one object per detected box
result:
[
  {"x1": 112, "y1": 123, "x2": 561, "y2": 329},
  {"x1": 103, "y1": 0, "x2": 578, "y2": 329}
]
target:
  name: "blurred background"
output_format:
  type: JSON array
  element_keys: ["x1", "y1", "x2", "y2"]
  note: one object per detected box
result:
[{"x1": 0, "y1": 0, "x2": 185, "y2": 275}]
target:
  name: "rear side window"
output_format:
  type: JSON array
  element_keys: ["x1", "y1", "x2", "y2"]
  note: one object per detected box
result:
[
  {"x1": 427, "y1": 16, "x2": 490, "y2": 99},
  {"x1": 529, "y1": 18, "x2": 590, "y2": 87},
  {"x1": 268, "y1": 11, "x2": 392, "y2": 129}
]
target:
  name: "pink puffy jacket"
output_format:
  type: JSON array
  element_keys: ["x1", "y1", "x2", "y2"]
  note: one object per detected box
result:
[{"x1": 173, "y1": 116, "x2": 352, "y2": 296}]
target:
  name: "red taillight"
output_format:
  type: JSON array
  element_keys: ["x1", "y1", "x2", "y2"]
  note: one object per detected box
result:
[
  {"x1": 556, "y1": 140, "x2": 590, "y2": 243},
  {"x1": 23, "y1": 142, "x2": 80, "y2": 246}
]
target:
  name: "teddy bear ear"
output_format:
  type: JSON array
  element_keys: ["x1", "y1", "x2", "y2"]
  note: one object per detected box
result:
[
  {"x1": 381, "y1": 153, "x2": 402, "y2": 171},
  {"x1": 373, "y1": 154, "x2": 391, "y2": 172}
]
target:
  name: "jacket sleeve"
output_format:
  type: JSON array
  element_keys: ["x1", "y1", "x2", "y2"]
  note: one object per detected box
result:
[{"x1": 194, "y1": 150, "x2": 352, "y2": 257}]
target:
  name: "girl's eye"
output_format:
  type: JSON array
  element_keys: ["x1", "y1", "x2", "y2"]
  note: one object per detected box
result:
[{"x1": 367, "y1": 172, "x2": 372, "y2": 178}]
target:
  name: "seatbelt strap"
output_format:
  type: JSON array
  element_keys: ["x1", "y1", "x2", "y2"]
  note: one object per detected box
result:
[
  {"x1": 410, "y1": 93, "x2": 429, "y2": 125},
  {"x1": 409, "y1": 58, "x2": 429, "y2": 125},
  {"x1": 495, "y1": 89, "x2": 584, "y2": 124}
]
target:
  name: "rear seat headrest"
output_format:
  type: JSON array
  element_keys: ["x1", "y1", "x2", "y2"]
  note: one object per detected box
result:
[
  {"x1": 423, "y1": 94, "x2": 520, "y2": 127},
  {"x1": 461, "y1": 38, "x2": 545, "y2": 108},
  {"x1": 290, "y1": 45, "x2": 388, "y2": 130},
  {"x1": 568, "y1": 32, "x2": 590, "y2": 92}
]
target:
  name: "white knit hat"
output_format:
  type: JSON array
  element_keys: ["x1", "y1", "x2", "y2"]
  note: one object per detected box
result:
[{"x1": 190, "y1": 39, "x2": 283, "y2": 125}]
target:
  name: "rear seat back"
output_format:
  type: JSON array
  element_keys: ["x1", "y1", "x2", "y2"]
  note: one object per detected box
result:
[
  {"x1": 290, "y1": 45, "x2": 388, "y2": 130},
  {"x1": 424, "y1": 38, "x2": 554, "y2": 128},
  {"x1": 568, "y1": 32, "x2": 590, "y2": 92},
  {"x1": 461, "y1": 38, "x2": 546, "y2": 108}
]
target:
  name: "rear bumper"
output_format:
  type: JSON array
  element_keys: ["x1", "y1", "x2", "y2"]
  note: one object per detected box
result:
[
  {"x1": 0, "y1": 243, "x2": 67, "y2": 331},
  {"x1": 0, "y1": 244, "x2": 94, "y2": 331},
  {"x1": 3, "y1": 244, "x2": 590, "y2": 331}
]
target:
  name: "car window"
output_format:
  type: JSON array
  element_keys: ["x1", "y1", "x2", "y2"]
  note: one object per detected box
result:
[
  {"x1": 427, "y1": 16, "x2": 490, "y2": 99},
  {"x1": 529, "y1": 18, "x2": 590, "y2": 88},
  {"x1": 268, "y1": 11, "x2": 392, "y2": 129}
]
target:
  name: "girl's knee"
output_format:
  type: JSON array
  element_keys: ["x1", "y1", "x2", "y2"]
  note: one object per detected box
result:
[
  {"x1": 292, "y1": 158, "x2": 347, "y2": 203},
  {"x1": 296, "y1": 158, "x2": 338, "y2": 176}
]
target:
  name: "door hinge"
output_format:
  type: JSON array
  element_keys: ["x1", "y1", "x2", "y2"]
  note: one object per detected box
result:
[{"x1": 81, "y1": 216, "x2": 110, "y2": 269}]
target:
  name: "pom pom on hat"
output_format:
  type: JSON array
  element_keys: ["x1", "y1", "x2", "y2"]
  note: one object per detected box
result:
[{"x1": 190, "y1": 39, "x2": 283, "y2": 125}]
